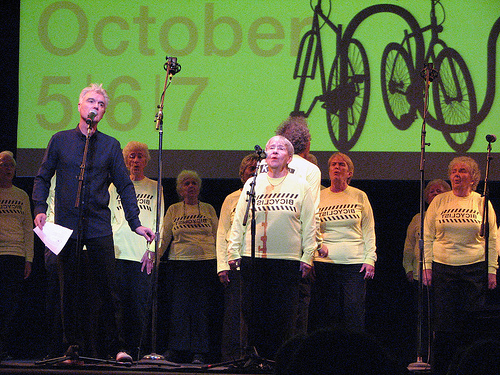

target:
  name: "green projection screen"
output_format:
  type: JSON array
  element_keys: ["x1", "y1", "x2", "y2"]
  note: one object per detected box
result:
[{"x1": 18, "y1": 0, "x2": 500, "y2": 179}]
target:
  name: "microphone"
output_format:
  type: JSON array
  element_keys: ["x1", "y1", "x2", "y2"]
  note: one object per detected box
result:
[
  {"x1": 254, "y1": 145, "x2": 267, "y2": 159},
  {"x1": 486, "y1": 134, "x2": 497, "y2": 143},
  {"x1": 86, "y1": 110, "x2": 97, "y2": 125},
  {"x1": 164, "y1": 56, "x2": 182, "y2": 76},
  {"x1": 420, "y1": 63, "x2": 439, "y2": 82}
]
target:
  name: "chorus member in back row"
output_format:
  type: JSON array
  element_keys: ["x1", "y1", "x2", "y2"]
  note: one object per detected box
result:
[
  {"x1": 0, "y1": 151, "x2": 33, "y2": 361},
  {"x1": 402, "y1": 179, "x2": 450, "y2": 363},
  {"x1": 423, "y1": 156, "x2": 497, "y2": 375},
  {"x1": 159, "y1": 170, "x2": 218, "y2": 365},
  {"x1": 403, "y1": 179, "x2": 451, "y2": 282},
  {"x1": 274, "y1": 116, "x2": 324, "y2": 335},
  {"x1": 109, "y1": 141, "x2": 164, "y2": 360},
  {"x1": 216, "y1": 154, "x2": 259, "y2": 361},
  {"x1": 228, "y1": 135, "x2": 317, "y2": 360},
  {"x1": 309, "y1": 152, "x2": 377, "y2": 334}
]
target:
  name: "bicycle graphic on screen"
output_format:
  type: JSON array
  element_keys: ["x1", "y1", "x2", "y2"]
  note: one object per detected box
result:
[{"x1": 292, "y1": 0, "x2": 500, "y2": 152}]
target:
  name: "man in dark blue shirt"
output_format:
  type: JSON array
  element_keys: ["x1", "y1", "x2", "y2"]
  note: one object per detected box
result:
[{"x1": 33, "y1": 83, "x2": 155, "y2": 363}]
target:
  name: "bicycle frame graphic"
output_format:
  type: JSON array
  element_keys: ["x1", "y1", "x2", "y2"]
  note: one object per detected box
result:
[{"x1": 292, "y1": 0, "x2": 500, "y2": 152}]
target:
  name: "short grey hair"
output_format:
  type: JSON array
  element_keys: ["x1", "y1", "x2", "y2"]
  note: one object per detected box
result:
[
  {"x1": 424, "y1": 179, "x2": 451, "y2": 203},
  {"x1": 447, "y1": 156, "x2": 480, "y2": 191},
  {"x1": 239, "y1": 154, "x2": 259, "y2": 183},
  {"x1": 176, "y1": 170, "x2": 202, "y2": 197},
  {"x1": 122, "y1": 141, "x2": 151, "y2": 164},
  {"x1": 328, "y1": 152, "x2": 354, "y2": 184},
  {"x1": 79, "y1": 83, "x2": 109, "y2": 108},
  {"x1": 0, "y1": 151, "x2": 16, "y2": 167},
  {"x1": 265, "y1": 135, "x2": 294, "y2": 157}
]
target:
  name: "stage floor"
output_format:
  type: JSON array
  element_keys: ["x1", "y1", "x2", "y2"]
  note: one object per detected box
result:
[
  {"x1": 0, "y1": 358, "x2": 432, "y2": 375},
  {"x1": 0, "y1": 357, "x2": 275, "y2": 375}
]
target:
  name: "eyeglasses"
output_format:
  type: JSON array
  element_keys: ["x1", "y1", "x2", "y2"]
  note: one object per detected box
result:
[{"x1": 266, "y1": 145, "x2": 287, "y2": 152}]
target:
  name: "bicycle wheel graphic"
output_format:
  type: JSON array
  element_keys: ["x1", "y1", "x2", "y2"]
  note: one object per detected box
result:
[
  {"x1": 432, "y1": 47, "x2": 477, "y2": 152},
  {"x1": 322, "y1": 39, "x2": 370, "y2": 152},
  {"x1": 381, "y1": 42, "x2": 420, "y2": 130}
]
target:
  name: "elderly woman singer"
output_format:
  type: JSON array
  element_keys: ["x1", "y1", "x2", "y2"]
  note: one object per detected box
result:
[
  {"x1": 403, "y1": 179, "x2": 451, "y2": 282},
  {"x1": 309, "y1": 152, "x2": 377, "y2": 334},
  {"x1": 216, "y1": 153, "x2": 258, "y2": 361},
  {"x1": 159, "y1": 170, "x2": 218, "y2": 365},
  {"x1": 227, "y1": 135, "x2": 316, "y2": 360},
  {"x1": 423, "y1": 156, "x2": 497, "y2": 375}
]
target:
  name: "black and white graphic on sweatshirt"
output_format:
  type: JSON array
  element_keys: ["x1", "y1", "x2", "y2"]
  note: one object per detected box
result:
[
  {"x1": 0, "y1": 199, "x2": 24, "y2": 214},
  {"x1": 173, "y1": 215, "x2": 211, "y2": 230},
  {"x1": 319, "y1": 204, "x2": 361, "y2": 222},
  {"x1": 255, "y1": 193, "x2": 298, "y2": 212},
  {"x1": 114, "y1": 193, "x2": 153, "y2": 212},
  {"x1": 438, "y1": 208, "x2": 480, "y2": 224}
]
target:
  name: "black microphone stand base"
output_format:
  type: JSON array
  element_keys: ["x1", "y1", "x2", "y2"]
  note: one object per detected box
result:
[
  {"x1": 407, "y1": 357, "x2": 431, "y2": 372},
  {"x1": 202, "y1": 346, "x2": 274, "y2": 373}
]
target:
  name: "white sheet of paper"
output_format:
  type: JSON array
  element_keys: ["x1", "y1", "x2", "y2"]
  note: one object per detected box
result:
[{"x1": 33, "y1": 222, "x2": 73, "y2": 255}]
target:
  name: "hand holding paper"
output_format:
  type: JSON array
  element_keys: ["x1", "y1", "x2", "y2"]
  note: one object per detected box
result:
[{"x1": 34, "y1": 222, "x2": 73, "y2": 255}]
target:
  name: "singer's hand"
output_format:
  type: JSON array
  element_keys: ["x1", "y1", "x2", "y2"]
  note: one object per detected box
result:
[
  {"x1": 218, "y1": 270, "x2": 230, "y2": 286},
  {"x1": 361, "y1": 263, "x2": 375, "y2": 280},
  {"x1": 318, "y1": 244, "x2": 328, "y2": 258},
  {"x1": 489, "y1": 273, "x2": 497, "y2": 290},
  {"x1": 135, "y1": 226, "x2": 155, "y2": 242},
  {"x1": 140, "y1": 249, "x2": 155, "y2": 275},
  {"x1": 34, "y1": 213, "x2": 47, "y2": 230},
  {"x1": 300, "y1": 262, "x2": 313, "y2": 278},
  {"x1": 228, "y1": 258, "x2": 241, "y2": 270},
  {"x1": 24, "y1": 261, "x2": 32, "y2": 279},
  {"x1": 422, "y1": 269, "x2": 432, "y2": 286}
]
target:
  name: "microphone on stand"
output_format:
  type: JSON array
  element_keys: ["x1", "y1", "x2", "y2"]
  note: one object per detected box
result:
[
  {"x1": 86, "y1": 110, "x2": 98, "y2": 126},
  {"x1": 420, "y1": 63, "x2": 439, "y2": 82},
  {"x1": 164, "y1": 56, "x2": 182, "y2": 76},
  {"x1": 486, "y1": 134, "x2": 497, "y2": 143},
  {"x1": 480, "y1": 134, "x2": 495, "y2": 236},
  {"x1": 254, "y1": 145, "x2": 267, "y2": 159}
]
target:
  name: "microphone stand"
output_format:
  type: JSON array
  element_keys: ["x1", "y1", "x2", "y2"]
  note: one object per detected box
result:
[
  {"x1": 140, "y1": 57, "x2": 181, "y2": 366},
  {"x1": 408, "y1": 63, "x2": 437, "y2": 373},
  {"x1": 239, "y1": 152, "x2": 275, "y2": 370},
  {"x1": 203, "y1": 153, "x2": 274, "y2": 371},
  {"x1": 480, "y1": 137, "x2": 494, "y2": 288}
]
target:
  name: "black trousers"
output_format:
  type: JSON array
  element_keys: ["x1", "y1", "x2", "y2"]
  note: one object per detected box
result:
[
  {"x1": 431, "y1": 261, "x2": 487, "y2": 375},
  {"x1": 58, "y1": 235, "x2": 123, "y2": 357},
  {"x1": 240, "y1": 257, "x2": 301, "y2": 360},
  {"x1": 221, "y1": 269, "x2": 246, "y2": 361},
  {"x1": 0, "y1": 255, "x2": 25, "y2": 355},
  {"x1": 432, "y1": 261, "x2": 487, "y2": 333},
  {"x1": 309, "y1": 262, "x2": 367, "y2": 333},
  {"x1": 167, "y1": 259, "x2": 217, "y2": 354}
]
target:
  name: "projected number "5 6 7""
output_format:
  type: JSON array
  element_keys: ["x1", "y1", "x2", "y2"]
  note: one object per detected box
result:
[{"x1": 36, "y1": 76, "x2": 208, "y2": 131}]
